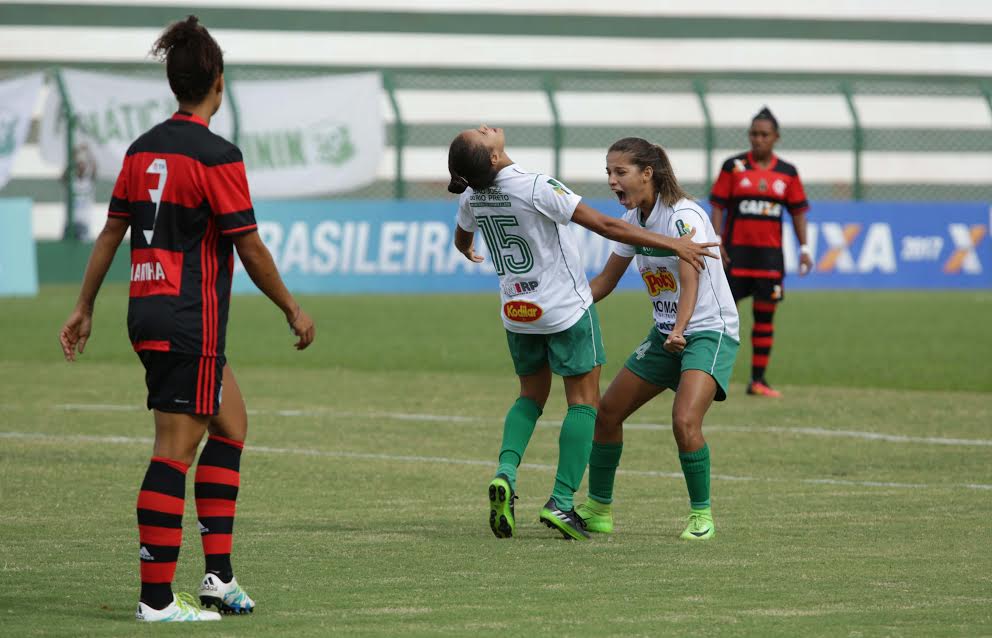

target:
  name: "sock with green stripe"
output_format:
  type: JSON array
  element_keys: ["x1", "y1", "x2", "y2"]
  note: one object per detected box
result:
[
  {"x1": 587, "y1": 441, "x2": 623, "y2": 505},
  {"x1": 551, "y1": 404, "x2": 597, "y2": 511},
  {"x1": 678, "y1": 443, "x2": 712, "y2": 510},
  {"x1": 495, "y1": 397, "x2": 543, "y2": 491}
]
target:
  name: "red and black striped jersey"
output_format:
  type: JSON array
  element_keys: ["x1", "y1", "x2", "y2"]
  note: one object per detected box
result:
[
  {"x1": 108, "y1": 111, "x2": 258, "y2": 357},
  {"x1": 709, "y1": 152, "x2": 809, "y2": 278}
]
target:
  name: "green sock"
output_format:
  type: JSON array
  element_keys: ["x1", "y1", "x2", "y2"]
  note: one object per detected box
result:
[
  {"x1": 551, "y1": 404, "x2": 596, "y2": 511},
  {"x1": 587, "y1": 441, "x2": 623, "y2": 505},
  {"x1": 678, "y1": 443, "x2": 711, "y2": 510},
  {"x1": 495, "y1": 397, "x2": 542, "y2": 491}
]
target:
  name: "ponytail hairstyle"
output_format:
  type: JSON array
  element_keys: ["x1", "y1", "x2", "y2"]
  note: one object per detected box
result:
[
  {"x1": 447, "y1": 133, "x2": 498, "y2": 194},
  {"x1": 751, "y1": 106, "x2": 779, "y2": 132},
  {"x1": 151, "y1": 15, "x2": 224, "y2": 104},
  {"x1": 607, "y1": 137, "x2": 692, "y2": 207}
]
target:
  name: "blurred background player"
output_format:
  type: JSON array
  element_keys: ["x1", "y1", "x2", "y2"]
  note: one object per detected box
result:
[
  {"x1": 576, "y1": 138, "x2": 739, "y2": 541},
  {"x1": 448, "y1": 125, "x2": 718, "y2": 541},
  {"x1": 709, "y1": 107, "x2": 813, "y2": 398},
  {"x1": 58, "y1": 16, "x2": 315, "y2": 622}
]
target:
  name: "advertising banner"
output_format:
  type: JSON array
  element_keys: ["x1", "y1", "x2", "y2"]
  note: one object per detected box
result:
[
  {"x1": 232, "y1": 199, "x2": 990, "y2": 294},
  {"x1": 0, "y1": 199, "x2": 38, "y2": 296},
  {"x1": 232, "y1": 73, "x2": 384, "y2": 197},
  {"x1": 39, "y1": 69, "x2": 235, "y2": 180},
  {"x1": 0, "y1": 73, "x2": 44, "y2": 190}
]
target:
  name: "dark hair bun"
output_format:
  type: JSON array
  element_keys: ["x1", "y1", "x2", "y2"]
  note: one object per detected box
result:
[{"x1": 447, "y1": 174, "x2": 469, "y2": 194}]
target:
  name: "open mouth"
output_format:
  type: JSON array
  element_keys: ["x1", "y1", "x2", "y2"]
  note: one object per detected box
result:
[{"x1": 613, "y1": 189, "x2": 629, "y2": 208}]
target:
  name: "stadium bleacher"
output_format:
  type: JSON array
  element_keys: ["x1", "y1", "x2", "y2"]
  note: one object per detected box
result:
[{"x1": 1, "y1": 0, "x2": 990, "y2": 239}]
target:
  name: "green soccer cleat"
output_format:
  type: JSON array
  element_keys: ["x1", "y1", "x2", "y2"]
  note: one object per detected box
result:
[
  {"x1": 539, "y1": 498, "x2": 590, "y2": 541},
  {"x1": 488, "y1": 474, "x2": 517, "y2": 538},
  {"x1": 576, "y1": 499, "x2": 614, "y2": 534},
  {"x1": 680, "y1": 509, "x2": 715, "y2": 541}
]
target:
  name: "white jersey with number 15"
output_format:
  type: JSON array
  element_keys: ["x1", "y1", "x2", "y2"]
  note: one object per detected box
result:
[{"x1": 456, "y1": 164, "x2": 593, "y2": 335}]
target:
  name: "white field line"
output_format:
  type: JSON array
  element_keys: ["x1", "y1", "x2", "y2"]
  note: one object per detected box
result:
[
  {"x1": 53, "y1": 403, "x2": 992, "y2": 448},
  {"x1": 2, "y1": 431, "x2": 990, "y2": 492}
]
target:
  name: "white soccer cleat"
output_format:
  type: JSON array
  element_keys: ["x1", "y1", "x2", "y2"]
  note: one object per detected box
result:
[
  {"x1": 198, "y1": 573, "x2": 255, "y2": 614},
  {"x1": 135, "y1": 592, "x2": 221, "y2": 622}
]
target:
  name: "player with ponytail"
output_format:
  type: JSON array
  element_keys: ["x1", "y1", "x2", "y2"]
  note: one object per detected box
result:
[{"x1": 575, "y1": 137, "x2": 740, "y2": 541}]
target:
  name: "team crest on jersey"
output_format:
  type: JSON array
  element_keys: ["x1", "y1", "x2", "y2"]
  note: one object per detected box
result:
[
  {"x1": 546, "y1": 178, "x2": 572, "y2": 196},
  {"x1": 675, "y1": 219, "x2": 692, "y2": 237},
  {"x1": 504, "y1": 300, "x2": 543, "y2": 322},
  {"x1": 640, "y1": 267, "x2": 677, "y2": 296},
  {"x1": 772, "y1": 179, "x2": 786, "y2": 196},
  {"x1": 501, "y1": 280, "x2": 539, "y2": 297}
]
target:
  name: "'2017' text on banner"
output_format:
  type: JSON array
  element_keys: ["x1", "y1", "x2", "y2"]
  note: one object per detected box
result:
[{"x1": 232, "y1": 200, "x2": 991, "y2": 294}]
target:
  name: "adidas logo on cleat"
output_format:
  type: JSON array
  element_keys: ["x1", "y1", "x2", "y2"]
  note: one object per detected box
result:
[{"x1": 200, "y1": 576, "x2": 219, "y2": 593}]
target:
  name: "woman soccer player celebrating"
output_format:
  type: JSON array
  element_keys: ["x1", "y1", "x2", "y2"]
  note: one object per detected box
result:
[
  {"x1": 58, "y1": 16, "x2": 314, "y2": 621},
  {"x1": 576, "y1": 137, "x2": 740, "y2": 541},
  {"x1": 448, "y1": 125, "x2": 718, "y2": 540}
]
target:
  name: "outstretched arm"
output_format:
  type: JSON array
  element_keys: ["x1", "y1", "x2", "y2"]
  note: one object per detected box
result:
[
  {"x1": 59, "y1": 217, "x2": 129, "y2": 361},
  {"x1": 590, "y1": 253, "x2": 633, "y2": 303},
  {"x1": 233, "y1": 231, "x2": 314, "y2": 350},
  {"x1": 570, "y1": 202, "x2": 718, "y2": 272}
]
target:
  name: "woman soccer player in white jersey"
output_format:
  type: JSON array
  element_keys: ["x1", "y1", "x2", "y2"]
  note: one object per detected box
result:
[
  {"x1": 447, "y1": 125, "x2": 719, "y2": 540},
  {"x1": 575, "y1": 137, "x2": 740, "y2": 541}
]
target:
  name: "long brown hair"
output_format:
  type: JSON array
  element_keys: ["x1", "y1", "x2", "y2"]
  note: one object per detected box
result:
[
  {"x1": 608, "y1": 137, "x2": 691, "y2": 207},
  {"x1": 151, "y1": 15, "x2": 224, "y2": 104}
]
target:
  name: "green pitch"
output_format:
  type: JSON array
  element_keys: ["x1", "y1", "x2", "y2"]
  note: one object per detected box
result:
[{"x1": 1, "y1": 286, "x2": 990, "y2": 636}]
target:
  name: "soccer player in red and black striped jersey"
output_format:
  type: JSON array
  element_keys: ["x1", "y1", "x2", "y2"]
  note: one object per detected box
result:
[
  {"x1": 709, "y1": 107, "x2": 813, "y2": 398},
  {"x1": 58, "y1": 16, "x2": 314, "y2": 622}
]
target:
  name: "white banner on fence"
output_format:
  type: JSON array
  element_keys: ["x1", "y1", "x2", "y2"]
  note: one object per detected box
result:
[
  {"x1": 39, "y1": 69, "x2": 235, "y2": 180},
  {"x1": 232, "y1": 73, "x2": 384, "y2": 197},
  {"x1": 0, "y1": 73, "x2": 44, "y2": 190}
]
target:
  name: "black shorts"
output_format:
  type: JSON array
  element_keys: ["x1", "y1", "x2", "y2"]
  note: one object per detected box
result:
[
  {"x1": 727, "y1": 274, "x2": 784, "y2": 304},
  {"x1": 137, "y1": 351, "x2": 225, "y2": 416}
]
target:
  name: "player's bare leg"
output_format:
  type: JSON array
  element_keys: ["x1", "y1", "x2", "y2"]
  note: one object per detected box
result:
[
  {"x1": 672, "y1": 370, "x2": 718, "y2": 540},
  {"x1": 578, "y1": 368, "x2": 665, "y2": 533},
  {"x1": 490, "y1": 366, "x2": 551, "y2": 538}
]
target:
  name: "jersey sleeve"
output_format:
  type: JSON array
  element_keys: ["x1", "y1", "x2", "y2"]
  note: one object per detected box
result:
[
  {"x1": 786, "y1": 172, "x2": 810, "y2": 215},
  {"x1": 669, "y1": 206, "x2": 713, "y2": 246},
  {"x1": 107, "y1": 155, "x2": 131, "y2": 219},
  {"x1": 455, "y1": 191, "x2": 477, "y2": 232},
  {"x1": 709, "y1": 159, "x2": 735, "y2": 208},
  {"x1": 532, "y1": 175, "x2": 582, "y2": 225},
  {"x1": 203, "y1": 147, "x2": 258, "y2": 236},
  {"x1": 611, "y1": 208, "x2": 638, "y2": 258}
]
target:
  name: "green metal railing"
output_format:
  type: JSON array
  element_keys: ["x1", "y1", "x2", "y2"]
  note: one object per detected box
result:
[{"x1": 4, "y1": 66, "x2": 989, "y2": 238}]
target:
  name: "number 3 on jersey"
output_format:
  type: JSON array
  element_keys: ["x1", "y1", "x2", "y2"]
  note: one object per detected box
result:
[
  {"x1": 477, "y1": 215, "x2": 534, "y2": 275},
  {"x1": 143, "y1": 158, "x2": 168, "y2": 245}
]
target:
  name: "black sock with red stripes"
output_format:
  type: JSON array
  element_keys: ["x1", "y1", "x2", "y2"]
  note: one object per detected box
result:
[
  {"x1": 137, "y1": 457, "x2": 189, "y2": 610},
  {"x1": 195, "y1": 435, "x2": 244, "y2": 584},
  {"x1": 751, "y1": 301, "x2": 777, "y2": 381}
]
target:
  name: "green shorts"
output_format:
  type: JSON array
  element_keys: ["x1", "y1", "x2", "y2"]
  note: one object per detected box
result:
[
  {"x1": 506, "y1": 306, "x2": 606, "y2": 378},
  {"x1": 624, "y1": 327, "x2": 739, "y2": 401}
]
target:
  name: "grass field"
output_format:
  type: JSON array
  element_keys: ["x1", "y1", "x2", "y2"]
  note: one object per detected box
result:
[{"x1": 1, "y1": 286, "x2": 991, "y2": 636}]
